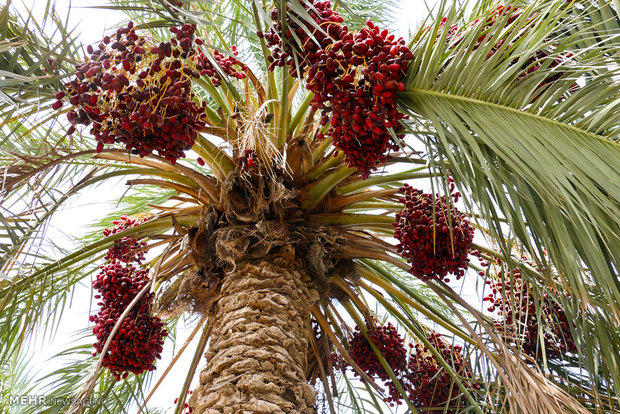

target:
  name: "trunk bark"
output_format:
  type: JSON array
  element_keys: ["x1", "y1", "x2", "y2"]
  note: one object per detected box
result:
[{"x1": 190, "y1": 256, "x2": 319, "y2": 413}]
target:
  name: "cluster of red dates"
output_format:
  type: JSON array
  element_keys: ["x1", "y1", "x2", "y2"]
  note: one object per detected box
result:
[
  {"x1": 442, "y1": 5, "x2": 578, "y2": 101},
  {"x1": 264, "y1": 0, "x2": 413, "y2": 177},
  {"x1": 394, "y1": 180, "x2": 475, "y2": 282},
  {"x1": 90, "y1": 215, "x2": 167, "y2": 380},
  {"x1": 483, "y1": 259, "x2": 577, "y2": 360},
  {"x1": 347, "y1": 321, "x2": 479, "y2": 410},
  {"x1": 55, "y1": 22, "x2": 245, "y2": 164}
]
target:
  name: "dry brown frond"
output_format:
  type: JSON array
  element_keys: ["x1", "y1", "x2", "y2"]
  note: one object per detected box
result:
[
  {"x1": 432, "y1": 283, "x2": 590, "y2": 414},
  {"x1": 233, "y1": 101, "x2": 282, "y2": 170}
]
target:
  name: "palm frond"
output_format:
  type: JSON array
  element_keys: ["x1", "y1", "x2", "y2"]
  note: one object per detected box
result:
[
  {"x1": 400, "y1": 0, "x2": 620, "y2": 403},
  {"x1": 333, "y1": 0, "x2": 400, "y2": 30},
  {"x1": 0, "y1": 1, "x2": 79, "y2": 120},
  {"x1": 29, "y1": 335, "x2": 159, "y2": 414},
  {"x1": 0, "y1": 350, "x2": 37, "y2": 413}
]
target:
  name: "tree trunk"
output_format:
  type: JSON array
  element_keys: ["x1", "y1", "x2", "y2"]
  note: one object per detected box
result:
[{"x1": 190, "y1": 255, "x2": 319, "y2": 413}]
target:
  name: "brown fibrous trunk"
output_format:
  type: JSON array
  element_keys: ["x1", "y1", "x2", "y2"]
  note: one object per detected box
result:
[{"x1": 190, "y1": 256, "x2": 319, "y2": 413}]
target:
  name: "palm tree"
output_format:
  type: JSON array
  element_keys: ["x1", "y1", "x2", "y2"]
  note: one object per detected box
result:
[{"x1": 1, "y1": 0, "x2": 618, "y2": 412}]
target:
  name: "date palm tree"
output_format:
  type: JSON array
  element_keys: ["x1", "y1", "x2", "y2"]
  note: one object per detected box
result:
[{"x1": 1, "y1": 0, "x2": 619, "y2": 413}]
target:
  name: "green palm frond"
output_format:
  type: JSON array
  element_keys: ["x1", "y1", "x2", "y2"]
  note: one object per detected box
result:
[
  {"x1": 0, "y1": 1, "x2": 79, "y2": 121},
  {"x1": 28, "y1": 337, "x2": 160, "y2": 414},
  {"x1": 400, "y1": 0, "x2": 620, "y2": 403},
  {"x1": 333, "y1": 0, "x2": 399, "y2": 29},
  {"x1": 0, "y1": 158, "x2": 198, "y2": 361},
  {"x1": 0, "y1": 350, "x2": 37, "y2": 414}
]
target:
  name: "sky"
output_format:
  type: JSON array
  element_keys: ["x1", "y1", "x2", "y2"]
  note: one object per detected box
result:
[
  {"x1": 21, "y1": 0, "x2": 431, "y2": 44},
  {"x1": 4, "y1": 1, "x2": 483, "y2": 413}
]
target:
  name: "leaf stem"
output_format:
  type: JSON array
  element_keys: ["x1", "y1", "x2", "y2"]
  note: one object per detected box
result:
[
  {"x1": 276, "y1": 69, "x2": 291, "y2": 148},
  {"x1": 69, "y1": 282, "x2": 153, "y2": 414},
  {"x1": 290, "y1": 91, "x2": 314, "y2": 135},
  {"x1": 337, "y1": 169, "x2": 430, "y2": 195},
  {"x1": 356, "y1": 267, "x2": 474, "y2": 344},
  {"x1": 301, "y1": 165, "x2": 355, "y2": 210},
  {"x1": 310, "y1": 212, "x2": 394, "y2": 228},
  {"x1": 194, "y1": 135, "x2": 236, "y2": 180},
  {"x1": 307, "y1": 152, "x2": 345, "y2": 180},
  {"x1": 173, "y1": 319, "x2": 212, "y2": 414}
]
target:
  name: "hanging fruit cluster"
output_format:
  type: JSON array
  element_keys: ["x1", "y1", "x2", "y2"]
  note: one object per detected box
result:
[
  {"x1": 103, "y1": 215, "x2": 148, "y2": 263},
  {"x1": 236, "y1": 149, "x2": 258, "y2": 171},
  {"x1": 349, "y1": 321, "x2": 407, "y2": 379},
  {"x1": 345, "y1": 322, "x2": 479, "y2": 408},
  {"x1": 89, "y1": 215, "x2": 167, "y2": 380},
  {"x1": 348, "y1": 321, "x2": 407, "y2": 405},
  {"x1": 54, "y1": 22, "x2": 246, "y2": 164},
  {"x1": 480, "y1": 6, "x2": 577, "y2": 100},
  {"x1": 406, "y1": 331, "x2": 480, "y2": 413},
  {"x1": 394, "y1": 180, "x2": 475, "y2": 282},
  {"x1": 483, "y1": 261, "x2": 577, "y2": 359},
  {"x1": 264, "y1": 1, "x2": 413, "y2": 178}
]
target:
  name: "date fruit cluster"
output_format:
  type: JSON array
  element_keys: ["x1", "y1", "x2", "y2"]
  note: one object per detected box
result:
[
  {"x1": 236, "y1": 149, "x2": 258, "y2": 171},
  {"x1": 261, "y1": 0, "x2": 345, "y2": 77},
  {"x1": 394, "y1": 181, "x2": 474, "y2": 282},
  {"x1": 349, "y1": 321, "x2": 407, "y2": 405},
  {"x1": 55, "y1": 22, "x2": 245, "y2": 164},
  {"x1": 442, "y1": 5, "x2": 578, "y2": 102},
  {"x1": 406, "y1": 331, "x2": 480, "y2": 413},
  {"x1": 103, "y1": 215, "x2": 148, "y2": 263},
  {"x1": 483, "y1": 261, "x2": 576, "y2": 359},
  {"x1": 345, "y1": 322, "x2": 479, "y2": 408},
  {"x1": 264, "y1": 1, "x2": 413, "y2": 178},
  {"x1": 349, "y1": 321, "x2": 407, "y2": 379},
  {"x1": 90, "y1": 215, "x2": 167, "y2": 380}
]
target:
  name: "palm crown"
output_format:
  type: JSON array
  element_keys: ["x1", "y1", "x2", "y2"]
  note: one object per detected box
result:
[{"x1": 0, "y1": 0, "x2": 619, "y2": 413}]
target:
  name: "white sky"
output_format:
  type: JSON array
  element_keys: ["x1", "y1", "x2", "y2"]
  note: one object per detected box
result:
[{"x1": 22, "y1": 0, "x2": 434, "y2": 44}]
